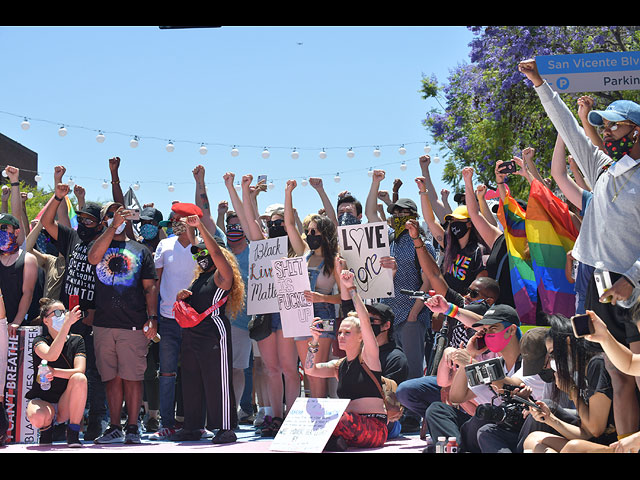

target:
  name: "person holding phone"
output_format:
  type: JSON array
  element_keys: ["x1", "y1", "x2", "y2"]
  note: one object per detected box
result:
[
  {"x1": 521, "y1": 314, "x2": 616, "y2": 453},
  {"x1": 25, "y1": 298, "x2": 86, "y2": 447}
]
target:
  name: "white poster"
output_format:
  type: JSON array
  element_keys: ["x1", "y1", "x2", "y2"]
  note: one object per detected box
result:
[
  {"x1": 338, "y1": 221, "x2": 394, "y2": 299},
  {"x1": 270, "y1": 397, "x2": 350, "y2": 453},
  {"x1": 272, "y1": 256, "x2": 314, "y2": 338},
  {"x1": 246, "y1": 236, "x2": 288, "y2": 315}
]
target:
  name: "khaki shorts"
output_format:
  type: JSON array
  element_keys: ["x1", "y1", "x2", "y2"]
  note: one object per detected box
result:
[{"x1": 93, "y1": 326, "x2": 149, "y2": 382}]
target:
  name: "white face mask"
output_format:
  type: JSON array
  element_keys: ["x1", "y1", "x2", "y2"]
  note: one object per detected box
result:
[
  {"x1": 107, "y1": 218, "x2": 126, "y2": 235},
  {"x1": 50, "y1": 311, "x2": 66, "y2": 332}
]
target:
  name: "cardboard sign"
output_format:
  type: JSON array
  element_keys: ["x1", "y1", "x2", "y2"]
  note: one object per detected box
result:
[
  {"x1": 338, "y1": 221, "x2": 394, "y2": 299},
  {"x1": 270, "y1": 397, "x2": 350, "y2": 453},
  {"x1": 272, "y1": 256, "x2": 314, "y2": 338},
  {"x1": 246, "y1": 236, "x2": 288, "y2": 315}
]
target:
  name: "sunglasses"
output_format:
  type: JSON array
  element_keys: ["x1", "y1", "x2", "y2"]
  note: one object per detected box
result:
[
  {"x1": 192, "y1": 249, "x2": 209, "y2": 261},
  {"x1": 597, "y1": 121, "x2": 636, "y2": 134},
  {"x1": 47, "y1": 309, "x2": 67, "y2": 317},
  {"x1": 267, "y1": 219, "x2": 284, "y2": 228},
  {"x1": 466, "y1": 288, "x2": 481, "y2": 299},
  {"x1": 78, "y1": 216, "x2": 98, "y2": 226},
  {"x1": 304, "y1": 228, "x2": 319, "y2": 237}
]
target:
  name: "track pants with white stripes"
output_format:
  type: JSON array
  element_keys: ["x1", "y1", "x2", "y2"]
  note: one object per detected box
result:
[{"x1": 180, "y1": 315, "x2": 237, "y2": 432}]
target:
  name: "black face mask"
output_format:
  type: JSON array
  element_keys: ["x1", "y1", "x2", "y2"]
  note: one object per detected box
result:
[
  {"x1": 450, "y1": 221, "x2": 469, "y2": 239},
  {"x1": 371, "y1": 323, "x2": 382, "y2": 337},
  {"x1": 306, "y1": 234, "x2": 323, "y2": 251},
  {"x1": 538, "y1": 368, "x2": 555, "y2": 383},
  {"x1": 197, "y1": 255, "x2": 214, "y2": 272},
  {"x1": 268, "y1": 225, "x2": 287, "y2": 238},
  {"x1": 77, "y1": 223, "x2": 101, "y2": 242}
]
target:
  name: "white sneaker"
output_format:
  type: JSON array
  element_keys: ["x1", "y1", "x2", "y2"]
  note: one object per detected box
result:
[
  {"x1": 94, "y1": 425, "x2": 124, "y2": 444},
  {"x1": 149, "y1": 427, "x2": 177, "y2": 441},
  {"x1": 253, "y1": 409, "x2": 266, "y2": 427}
]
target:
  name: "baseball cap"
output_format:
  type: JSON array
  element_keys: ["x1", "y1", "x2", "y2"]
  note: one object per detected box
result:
[
  {"x1": 365, "y1": 303, "x2": 395, "y2": 324},
  {"x1": 472, "y1": 304, "x2": 521, "y2": 328},
  {"x1": 99, "y1": 201, "x2": 123, "y2": 221},
  {"x1": 191, "y1": 236, "x2": 227, "y2": 253},
  {"x1": 0, "y1": 213, "x2": 19, "y2": 228},
  {"x1": 387, "y1": 198, "x2": 418, "y2": 214},
  {"x1": 445, "y1": 205, "x2": 470, "y2": 222},
  {"x1": 588, "y1": 99, "x2": 640, "y2": 127},
  {"x1": 76, "y1": 201, "x2": 103, "y2": 221},
  {"x1": 139, "y1": 207, "x2": 163, "y2": 223},
  {"x1": 520, "y1": 327, "x2": 550, "y2": 376}
]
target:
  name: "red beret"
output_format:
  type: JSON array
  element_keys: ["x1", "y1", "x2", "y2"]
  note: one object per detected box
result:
[{"x1": 171, "y1": 202, "x2": 203, "y2": 218}]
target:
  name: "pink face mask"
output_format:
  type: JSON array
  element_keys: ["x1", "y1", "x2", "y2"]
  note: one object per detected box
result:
[{"x1": 484, "y1": 325, "x2": 514, "y2": 353}]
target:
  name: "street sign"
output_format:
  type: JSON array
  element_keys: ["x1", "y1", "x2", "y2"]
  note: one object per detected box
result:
[{"x1": 536, "y1": 51, "x2": 640, "y2": 93}]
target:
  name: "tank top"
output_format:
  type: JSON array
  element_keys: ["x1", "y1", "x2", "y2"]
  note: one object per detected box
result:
[
  {"x1": 0, "y1": 250, "x2": 25, "y2": 323},
  {"x1": 336, "y1": 356, "x2": 384, "y2": 401}
]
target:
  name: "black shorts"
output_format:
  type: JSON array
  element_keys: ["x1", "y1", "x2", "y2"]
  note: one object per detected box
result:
[{"x1": 585, "y1": 271, "x2": 640, "y2": 346}]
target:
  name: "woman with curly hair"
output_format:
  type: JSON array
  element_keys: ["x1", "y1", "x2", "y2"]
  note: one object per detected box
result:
[{"x1": 169, "y1": 214, "x2": 245, "y2": 445}]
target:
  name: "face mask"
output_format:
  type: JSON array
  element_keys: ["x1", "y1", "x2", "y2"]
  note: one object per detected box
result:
[
  {"x1": 268, "y1": 225, "x2": 287, "y2": 238},
  {"x1": 172, "y1": 221, "x2": 188, "y2": 236},
  {"x1": 604, "y1": 134, "x2": 637, "y2": 162},
  {"x1": 50, "y1": 311, "x2": 66, "y2": 332},
  {"x1": 107, "y1": 218, "x2": 126, "y2": 235},
  {"x1": 36, "y1": 231, "x2": 59, "y2": 256},
  {"x1": 538, "y1": 368, "x2": 555, "y2": 383},
  {"x1": 0, "y1": 230, "x2": 19, "y2": 255},
  {"x1": 140, "y1": 223, "x2": 159, "y2": 240},
  {"x1": 484, "y1": 324, "x2": 514, "y2": 353},
  {"x1": 338, "y1": 212, "x2": 360, "y2": 226},
  {"x1": 77, "y1": 223, "x2": 100, "y2": 242},
  {"x1": 306, "y1": 234, "x2": 323, "y2": 251},
  {"x1": 226, "y1": 224, "x2": 245, "y2": 243},
  {"x1": 450, "y1": 221, "x2": 469, "y2": 239},
  {"x1": 197, "y1": 255, "x2": 214, "y2": 271},
  {"x1": 392, "y1": 214, "x2": 417, "y2": 237}
]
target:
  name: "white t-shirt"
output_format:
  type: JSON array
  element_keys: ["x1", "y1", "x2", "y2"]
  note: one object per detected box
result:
[{"x1": 154, "y1": 236, "x2": 197, "y2": 318}]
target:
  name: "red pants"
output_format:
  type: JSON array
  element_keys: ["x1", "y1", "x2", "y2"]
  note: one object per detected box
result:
[{"x1": 332, "y1": 412, "x2": 388, "y2": 448}]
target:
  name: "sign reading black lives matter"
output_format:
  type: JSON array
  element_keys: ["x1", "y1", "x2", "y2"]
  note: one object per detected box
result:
[
  {"x1": 272, "y1": 256, "x2": 314, "y2": 338},
  {"x1": 247, "y1": 236, "x2": 289, "y2": 315},
  {"x1": 338, "y1": 221, "x2": 394, "y2": 299}
]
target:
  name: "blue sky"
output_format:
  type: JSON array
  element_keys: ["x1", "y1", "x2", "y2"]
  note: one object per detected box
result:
[{"x1": 0, "y1": 26, "x2": 474, "y2": 222}]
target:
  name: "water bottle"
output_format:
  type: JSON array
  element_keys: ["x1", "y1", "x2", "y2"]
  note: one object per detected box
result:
[
  {"x1": 446, "y1": 436, "x2": 458, "y2": 453},
  {"x1": 38, "y1": 360, "x2": 51, "y2": 391},
  {"x1": 435, "y1": 436, "x2": 447, "y2": 453},
  {"x1": 593, "y1": 262, "x2": 613, "y2": 303}
]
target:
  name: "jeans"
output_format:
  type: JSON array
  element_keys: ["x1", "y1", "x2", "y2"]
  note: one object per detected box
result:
[
  {"x1": 84, "y1": 330, "x2": 107, "y2": 423},
  {"x1": 395, "y1": 375, "x2": 441, "y2": 419},
  {"x1": 393, "y1": 320, "x2": 427, "y2": 380},
  {"x1": 158, "y1": 315, "x2": 182, "y2": 429}
]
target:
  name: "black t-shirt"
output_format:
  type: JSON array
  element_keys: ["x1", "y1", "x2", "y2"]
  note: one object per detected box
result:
[
  {"x1": 443, "y1": 240, "x2": 486, "y2": 295},
  {"x1": 55, "y1": 224, "x2": 97, "y2": 313},
  {"x1": 93, "y1": 239, "x2": 157, "y2": 330},
  {"x1": 583, "y1": 355, "x2": 616, "y2": 441},
  {"x1": 185, "y1": 269, "x2": 230, "y2": 335},
  {"x1": 485, "y1": 234, "x2": 515, "y2": 308},
  {"x1": 26, "y1": 333, "x2": 86, "y2": 404}
]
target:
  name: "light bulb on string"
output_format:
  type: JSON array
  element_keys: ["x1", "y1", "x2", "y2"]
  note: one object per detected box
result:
[
  {"x1": 231, "y1": 146, "x2": 239, "y2": 157},
  {"x1": 424, "y1": 145, "x2": 431, "y2": 154},
  {"x1": 130, "y1": 136, "x2": 139, "y2": 148},
  {"x1": 27, "y1": 192, "x2": 33, "y2": 199},
  {"x1": 334, "y1": 172, "x2": 341, "y2": 183},
  {"x1": 301, "y1": 178, "x2": 308, "y2": 187},
  {"x1": 102, "y1": 180, "x2": 109, "y2": 189},
  {"x1": 67, "y1": 177, "x2": 75, "y2": 188},
  {"x1": 398, "y1": 145, "x2": 406, "y2": 155},
  {"x1": 268, "y1": 180, "x2": 275, "y2": 190},
  {"x1": 319, "y1": 149, "x2": 327, "y2": 159},
  {"x1": 291, "y1": 148, "x2": 299, "y2": 160},
  {"x1": 58, "y1": 125, "x2": 68, "y2": 137},
  {"x1": 133, "y1": 182, "x2": 140, "y2": 191},
  {"x1": 21, "y1": 118, "x2": 30, "y2": 130},
  {"x1": 433, "y1": 156, "x2": 440, "y2": 164},
  {"x1": 368, "y1": 167, "x2": 374, "y2": 177},
  {"x1": 234, "y1": 182, "x2": 241, "y2": 191},
  {"x1": 373, "y1": 147, "x2": 381, "y2": 157},
  {"x1": 400, "y1": 161, "x2": 407, "y2": 171},
  {"x1": 199, "y1": 144, "x2": 208, "y2": 155},
  {"x1": 166, "y1": 141, "x2": 175, "y2": 152},
  {"x1": 168, "y1": 183, "x2": 175, "y2": 192},
  {"x1": 347, "y1": 148, "x2": 355, "y2": 159},
  {"x1": 34, "y1": 173, "x2": 41, "y2": 182},
  {"x1": 262, "y1": 148, "x2": 270, "y2": 159},
  {"x1": 96, "y1": 131, "x2": 106, "y2": 143}
]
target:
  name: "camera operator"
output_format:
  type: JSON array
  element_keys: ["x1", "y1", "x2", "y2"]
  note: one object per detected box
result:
[{"x1": 423, "y1": 304, "x2": 546, "y2": 452}]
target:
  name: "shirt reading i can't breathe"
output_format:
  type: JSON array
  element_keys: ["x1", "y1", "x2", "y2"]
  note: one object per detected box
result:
[{"x1": 93, "y1": 239, "x2": 157, "y2": 330}]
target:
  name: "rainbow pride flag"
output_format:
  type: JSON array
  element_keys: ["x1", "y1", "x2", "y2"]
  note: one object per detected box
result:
[
  {"x1": 35, "y1": 194, "x2": 78, "y2": 229},
  {"x1": 525, "y1": 180, "x2": 578, "y2": 319},
  {"x1": 497, "y1": 193, "x2": 538, "y2": 325}
]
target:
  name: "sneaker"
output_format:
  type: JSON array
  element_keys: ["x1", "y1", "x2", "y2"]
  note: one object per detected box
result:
[
  {"x1": 39, "y1": 425, "x2": 54, "y2": 445},
  {"x1": 200, "y1": 429, "x2": 213, "y2": 439},
  {"x1": 83, "y1": 419, "x2": 104, "y2": 441},
  {"x1": 255, "y1": 414, "x2": 272, "y2": 431},
  {"x1": 167, "y1": 428, "x2": 202, "y2": 442},
  {"x1": 144, "y1": 416, "x2": 160, "y2": 433},
  {"x1": 237, "y1": 408, "x2": 254, "y2": 425},
  {"x1": 260, "y1": 416, "x2": 283, "y2": 438},
  {"x1": 253, "y1": 409, "x2": 266, "y2": 427},
  {"x1": 212, "y1": 429, "x2": 237, "y2": 444},
  {"x1": 66, "y1": 426, "x2": 82, "y2": 448},
  {"x1": 148, "y1": 426, "x2": 177, "y2": 441},
  {"x1": 124, "y1": 424, "x2": 141, "y2": 444},
  {"x1": 94, "y1": 424, "x2": 124, "y2": 444}
]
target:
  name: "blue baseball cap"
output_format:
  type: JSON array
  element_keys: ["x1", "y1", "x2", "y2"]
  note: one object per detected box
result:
[{"x1": 588, "y1": 99, "x2": 640, "y2": 127}]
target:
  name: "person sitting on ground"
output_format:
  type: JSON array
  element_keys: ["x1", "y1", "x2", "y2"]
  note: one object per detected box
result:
[
  {"x1": 305, "y1": 269, "x2": 389, "y2": 451},
  {"x1": 25, "y1": 298, "x2": 87, "y2": 448}
]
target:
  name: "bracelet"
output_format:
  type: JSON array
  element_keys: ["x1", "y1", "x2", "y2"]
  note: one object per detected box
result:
[
  {"x1": 111, "y1": 180, "x2": 120, "y2": 184},
  {"x1": 418, "y1": 191, "x2": 429, "y2": 195},
  {"x1": 444, "y1": 303, "x2": 459, "y2": 318},
  {"x1": 54, "y1": 195, "x2": 64, "y2": 202},
  {"x1": 308, "y1": 341, "x2": 319, "y2": 353},
  {"x1": 10, "y1": 182, "x2": 19, "y2": 187},
  {"x1": 148, "y1": 315, "x2": 158, "y2": 320},
  {"x1": 496, "y1": 181, "x2": 505, "y2": 185}
]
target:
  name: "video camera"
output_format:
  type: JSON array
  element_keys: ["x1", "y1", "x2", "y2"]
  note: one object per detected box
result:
[{"x1": 465, "y1": 358, "x2": 505, "y2": 386}]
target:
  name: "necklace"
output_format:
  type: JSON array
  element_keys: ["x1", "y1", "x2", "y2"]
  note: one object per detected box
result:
[{"x1": 611, "y1": 164, "x2": 640, "y2": 202}]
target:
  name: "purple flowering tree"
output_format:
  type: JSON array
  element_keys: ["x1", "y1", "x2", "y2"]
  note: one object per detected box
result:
[{"x1": 422, "y1": 26, "x2": 640, "y2": 199}]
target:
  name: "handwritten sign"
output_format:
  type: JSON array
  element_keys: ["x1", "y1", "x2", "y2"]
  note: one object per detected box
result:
[
  {"x1": 272, "y1": 256, "x2": 314, "y2": 338},
  {"x1": 270, "y1": 397, "x2": 350, "y2": 453},
  {"x1": 338, "y1": 221, "x2": 394, "y2": 299},
  {"x1": 246, "y1": 236, "x2": 288, "y2": 315}
]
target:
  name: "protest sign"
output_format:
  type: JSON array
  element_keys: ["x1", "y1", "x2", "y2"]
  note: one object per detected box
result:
[
  {"x1": 338, "y1": 221, "x2": 394, "y2": 299},
  {"x1": 272, "y1": 256, "x2": 314, "y2": 338},
  {"x1": 246, "y1": 236, "x2": 288, "y2": 315}
]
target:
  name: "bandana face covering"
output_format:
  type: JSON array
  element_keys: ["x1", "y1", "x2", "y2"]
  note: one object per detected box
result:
[
  {"x1": 0, "y1": 229, "x2": 19, "y2": 255},
  {"x1": 140, "y1": 223, "x2": 159, "y2": 240},
  {"x1": 226, "y1": 224, "x2": 246, "y2": 243},
  {"x1": 338, "y1": 212, "x2": 360, "y2": 226},
  {"x1": 172, "y1": 221, "x2": 188, "y2": 236},
  {"x1": 392, "y1": 214, "x2": 417, "y2": 237},
  {"x1": 604, "y1": 135, "x2": 636, "y2": 162}
]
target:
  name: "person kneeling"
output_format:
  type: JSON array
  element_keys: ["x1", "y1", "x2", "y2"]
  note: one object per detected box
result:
[{"x1": 26, "y1": 298, "x2": 87, "y2": 448}]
